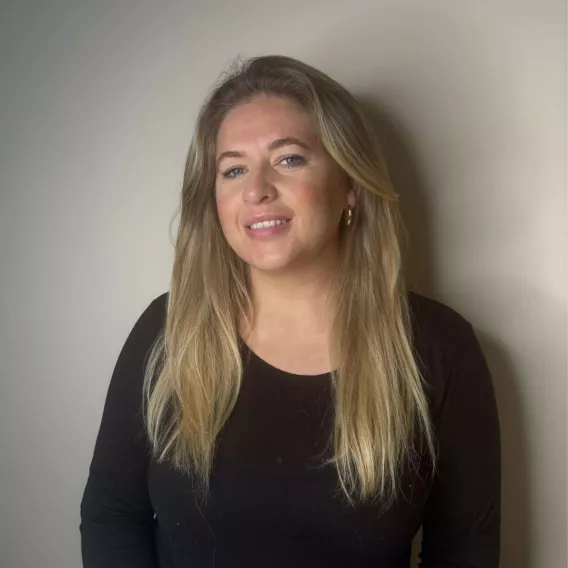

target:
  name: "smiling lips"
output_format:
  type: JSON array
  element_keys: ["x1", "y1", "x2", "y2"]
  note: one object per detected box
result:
[
  {"x1": 244, "y1": 214, "x2": 292, "y2": 237},
  {"x1": 245, "y1": 214, "x2": 291, "y2": 228}
]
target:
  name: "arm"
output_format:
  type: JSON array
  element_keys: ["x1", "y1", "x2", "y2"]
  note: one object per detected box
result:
[
  {"x1": 419, "y1": 321, "x2": 501, "y2": 568},
  {"x1": 80, "y1": 296, "x2": 166, "y2": 568}
]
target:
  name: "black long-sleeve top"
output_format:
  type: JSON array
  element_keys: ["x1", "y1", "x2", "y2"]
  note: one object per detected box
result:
[{"x1": 80, "y1": 292, "x2": 500, "y2": 567}]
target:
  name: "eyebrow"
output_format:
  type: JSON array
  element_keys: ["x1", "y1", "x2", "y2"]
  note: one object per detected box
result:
[{"x1": 216, "y1": 137, "x2": 310, "y2": 167}]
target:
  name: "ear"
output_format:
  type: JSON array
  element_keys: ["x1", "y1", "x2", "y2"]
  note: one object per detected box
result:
[{"x1": 346, "y1": 180, "x2": 360, "y2": 208}]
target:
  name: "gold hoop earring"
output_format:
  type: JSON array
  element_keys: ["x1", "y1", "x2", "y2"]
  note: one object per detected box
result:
[{"x1": 345, "y1": 206, "x2": 353, "y2": 227}]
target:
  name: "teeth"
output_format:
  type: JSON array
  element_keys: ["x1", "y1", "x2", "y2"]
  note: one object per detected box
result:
[{"x1": 249, "y1": 219, "x2": 289, "y2": 230}]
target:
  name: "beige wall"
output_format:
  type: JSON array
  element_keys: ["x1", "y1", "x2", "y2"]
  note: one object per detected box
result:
[{"x1": 0, "y1": 1, "x2": 565, "y2": 567}]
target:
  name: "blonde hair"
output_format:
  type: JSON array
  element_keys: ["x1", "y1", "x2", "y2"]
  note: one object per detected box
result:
[{"x1": 144, "y1": 54, "x2": 435, "y2": 506}]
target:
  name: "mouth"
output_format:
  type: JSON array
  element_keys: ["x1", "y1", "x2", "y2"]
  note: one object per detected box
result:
[
  {"x1": 244, "y1": 217, "x2": 292, "y2": 239},
  {"x1": 246, "y1": 218, "x2": 291, "y2": 230}
]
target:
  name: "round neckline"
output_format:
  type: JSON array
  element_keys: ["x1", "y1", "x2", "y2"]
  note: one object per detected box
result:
[{"x1": 243, "y1": 343, "x2": 333, "y2": 380}]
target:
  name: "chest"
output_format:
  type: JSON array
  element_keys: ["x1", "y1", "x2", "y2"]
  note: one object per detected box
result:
[{"x1": 147, "y1": 365, "x2": 430, "y2": 563}]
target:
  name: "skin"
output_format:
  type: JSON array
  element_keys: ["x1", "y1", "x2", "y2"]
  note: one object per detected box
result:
[{"x1": 214, "y1": 94, "x2": 358, "y2": 375}]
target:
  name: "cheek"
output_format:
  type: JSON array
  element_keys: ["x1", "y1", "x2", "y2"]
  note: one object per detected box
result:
[
  {"x1": 215, "y1": 191, "x2": 237, "y2": 233},
  {"x1": 287, "y1": 178, "x2": 326, "y2": 210},
  {"x1": 292, "y1": 179, "x2": 343, "y2": 224}
]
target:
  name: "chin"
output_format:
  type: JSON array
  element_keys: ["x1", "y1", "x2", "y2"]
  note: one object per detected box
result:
[
  {"x1": 248, "y1": 256, "x2": 294, "y2": 273},
  {"x1": 240, "y1": 249, "x2": 297, "y2": 273}
]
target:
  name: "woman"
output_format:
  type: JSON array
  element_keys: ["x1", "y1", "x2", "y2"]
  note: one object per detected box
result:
[{"x1": 80, "y1": 55, "x2": 500, "y2": 567}]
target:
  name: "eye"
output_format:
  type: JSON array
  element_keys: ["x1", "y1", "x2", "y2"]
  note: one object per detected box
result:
[
  {"x1": 222, "y1": 166, "x2": 246, "y2": 179},
  {"x1": 280, "y1": 154, "x2": 305, "y2": 167}
]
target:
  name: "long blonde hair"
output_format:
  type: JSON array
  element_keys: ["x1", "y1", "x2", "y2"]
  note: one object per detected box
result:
[{"x1": 144, "y1": 55, "x2": 435, "y2": 506}]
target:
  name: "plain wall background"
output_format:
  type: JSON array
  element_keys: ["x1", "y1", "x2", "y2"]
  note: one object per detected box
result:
[{"x1": 1, "y1": 1, "x2": 566, "y2": 567}]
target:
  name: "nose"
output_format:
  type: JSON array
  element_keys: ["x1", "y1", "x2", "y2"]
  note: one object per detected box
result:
[{"x1": 242, "y1": 167, "x2": 277, "y2": 205}]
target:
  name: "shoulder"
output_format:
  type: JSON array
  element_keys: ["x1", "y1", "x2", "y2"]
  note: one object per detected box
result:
[
  {"x1": 406, "y1": 292, "x2": 487, "y2": 414},
  {"x1": 407, "y1": 292, "x2": 475, "y2": 352},
  {"x1": 137, "y1": 292, "x2": 168, "y2": 329},
  {"x1": 121, "y1": 292, "x2": 169, "y2": 358},
  {"x1": 143, "y1": 292, "x2": 169, "y2": 325}
]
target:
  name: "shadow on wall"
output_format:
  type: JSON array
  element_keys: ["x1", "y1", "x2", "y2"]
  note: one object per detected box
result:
[
  {"x1": 358, "y1": 96, "x2": 438, "y2": 298},
  {"x1": 359, "y1": 98, "x2": 532, "y2": 568}
]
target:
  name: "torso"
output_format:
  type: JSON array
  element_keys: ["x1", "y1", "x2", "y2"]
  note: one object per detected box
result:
[
  {"x1": 148, "y1": 346, "x2": 429, "y2": 568},
  {"x1": 243, "y1": 333, "x2": 332, "y2": 376}
]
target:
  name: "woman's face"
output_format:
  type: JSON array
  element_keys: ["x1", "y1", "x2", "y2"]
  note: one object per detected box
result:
[{"x1": 215, "y1": 94, "x2": 357, "y2": 274}]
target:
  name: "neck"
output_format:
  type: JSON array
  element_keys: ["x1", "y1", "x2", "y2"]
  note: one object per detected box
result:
[{"x1": 245, "y1": 251, "x2": 339, "y2": 337}]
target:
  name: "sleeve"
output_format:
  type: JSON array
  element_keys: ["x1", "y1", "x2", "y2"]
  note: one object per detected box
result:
[
  {"x1": 419, "y1": 321, "x2": 501, "y2": 568},
  {"x1": 80, "y1": 296, "x2": 166, "y2": 568}
]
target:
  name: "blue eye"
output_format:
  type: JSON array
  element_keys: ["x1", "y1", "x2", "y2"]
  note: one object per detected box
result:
[
  {"x1": 281, "y1": 154, "x2": 305, "y2": 167},
  {"x1": 222, "y1": 166, "x2": 245, "y2": 179},
  {"x1": 221, "y1": 155, "x2": 305, "y2": 179}
]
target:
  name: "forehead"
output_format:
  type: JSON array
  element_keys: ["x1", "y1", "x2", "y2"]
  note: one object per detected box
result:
[{"x1": 216, "y1": 95, "x2": 318, "y2": 150}]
